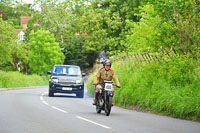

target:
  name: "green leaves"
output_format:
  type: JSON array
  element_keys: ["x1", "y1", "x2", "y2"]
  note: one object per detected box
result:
[
  {"x1": 0, "y1": 1, "x2": 32, "y2": 25},
  {"x1": 111, "y1": 54, "x2": 200, "y2": 120},
  {"x1": 28, "y1": 30, "x2": 64, "y2": 75},
  {"x1": 79, "y1": 0, "x2": 133, "y2": 56},
  {"x1": 0, "y1": 19, "x2": 17, "y2": 69},
  {"x1": 126, "y1": 4, "x2": 166, "y2": 52},
  {"x1": 125, "y1": 0, "x2": 200, "y2": 53},
  {"x1": 0, "y1": 70, "x2": 48, "y2": 88}
]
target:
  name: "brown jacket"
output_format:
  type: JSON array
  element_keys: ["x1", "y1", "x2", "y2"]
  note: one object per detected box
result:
[{"x1": 93, "y1": 68, "x2": 120, "y2": 87}]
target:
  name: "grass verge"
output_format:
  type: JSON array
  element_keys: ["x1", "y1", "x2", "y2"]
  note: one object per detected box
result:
[
  {"x1": 0, "y1": 70, "x2": 49, "y2": 89},
  {"x1": 87, "y1": 54, "x2": 200, "y2": 121}
]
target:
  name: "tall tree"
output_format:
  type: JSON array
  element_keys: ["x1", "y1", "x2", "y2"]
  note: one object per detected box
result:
[
  {"x1": 79, "y1": 0, "x2": 146, "y2": 56},
  {"x1": 126, "y1": 0, "x2": 200, "y2": 53},
  {"x1": 28, "y1": 30, "x2": 64, "y2": 75},
  {"x1": 0, "y1": 0, "x2": 33, "y2": 26},
  {"x1": 0, "y1": 18, "x2": 17, "y2": 70},
  {"x1": 27, "y1": 0, "x2": 99, "y2": 68}
]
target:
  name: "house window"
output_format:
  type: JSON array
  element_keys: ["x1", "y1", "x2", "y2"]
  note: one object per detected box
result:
[
  {"x1": 18, "y1": 31, "x2": 25, "y2": 40},
  {"x1": 20, "y1": 34, "x2": 24, "y2": 40}
]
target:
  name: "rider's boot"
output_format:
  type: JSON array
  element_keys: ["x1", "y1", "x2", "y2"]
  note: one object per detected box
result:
[
  {"x1": 93, "y1": 91, "x2": 98, "y2": 105},
  {"x1": 93, "y1": 99, "x2": 97, "y2": 105}
]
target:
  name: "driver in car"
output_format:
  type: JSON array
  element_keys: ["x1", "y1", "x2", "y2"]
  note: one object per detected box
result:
[{"x1": 93, "y1": 59, "x2": 121, "y2": 105}]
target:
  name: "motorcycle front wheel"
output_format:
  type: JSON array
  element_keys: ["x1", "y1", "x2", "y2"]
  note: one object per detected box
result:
[{"x1": 105, "y1": 96, "x2": 112, "y2": 116}]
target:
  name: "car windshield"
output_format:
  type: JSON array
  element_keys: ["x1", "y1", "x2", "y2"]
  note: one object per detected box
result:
[{"x1": 53, "y1": 66, "x2": 81, "y2": 76}]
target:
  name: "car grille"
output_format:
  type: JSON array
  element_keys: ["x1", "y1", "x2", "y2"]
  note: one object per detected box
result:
[{"x1": 58, "y1": 78, "x2": 76, "y2": 84}]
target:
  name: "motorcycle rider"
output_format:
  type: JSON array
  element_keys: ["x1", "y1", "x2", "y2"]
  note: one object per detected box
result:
[{"x1": 93, "y1": 59, "x2": 121, "y2": 105}]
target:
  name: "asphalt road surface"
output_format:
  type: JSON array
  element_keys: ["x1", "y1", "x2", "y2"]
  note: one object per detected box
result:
[{"x1": 0, "y1": 86, "x2": 199, "y2": 133}]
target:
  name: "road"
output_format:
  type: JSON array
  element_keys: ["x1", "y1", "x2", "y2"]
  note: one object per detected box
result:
[{"x1": 0, "y1": 86, "x2": 199, "y2": 133}]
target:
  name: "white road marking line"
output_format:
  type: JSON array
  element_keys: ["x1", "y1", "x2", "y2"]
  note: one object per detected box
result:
[
  {"x1": 51, "y1": 106, "x2": 68, "y2": 113},
  {"x1": 40, "y1": 96, "x2": 43, "y2": 100},
  {"x1": 42, "y1": 100, "x2": 49, "y2": 105},
  {"x1": 41, "y1": 92, "x2": 47, "y2": 96},
  {"x1": 40, "y1": 92, "x2": 111, "y2": 130},
  {"x1": 76, "y1": 116, "x2": 112, "y2": 129},
  {"x1": 40, "y1": 92, "x2": 67, "y2": 113}
]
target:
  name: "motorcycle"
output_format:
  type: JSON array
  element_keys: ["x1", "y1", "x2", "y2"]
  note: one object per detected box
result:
[{"x1": 96, "y1": 80, "x2": 115, "y2": 116}]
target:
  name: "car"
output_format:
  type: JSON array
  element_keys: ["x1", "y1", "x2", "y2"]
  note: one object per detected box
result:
[{"x1": 47, "y1": 65, "x2": 86, "y2": 98}]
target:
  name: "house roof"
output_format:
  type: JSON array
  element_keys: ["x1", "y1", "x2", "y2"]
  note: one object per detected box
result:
[
  {"x1": 16, "y1": 16, "x2": 38, "y2": 33},
  {"x1": 20, "y1": 16, "x2": 31, "y2": 24}
]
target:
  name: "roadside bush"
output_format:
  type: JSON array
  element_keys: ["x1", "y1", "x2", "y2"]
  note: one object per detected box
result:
[
  {"x1": 0, "y1": 70, "x2": 48, "y2": 88},
  {"x1": 0, "y1": 18, "x2": 17, "y2": 70},
  {"x1": 111, "y1": 54, "x2": 200, "y2": 120},
  {"x1": 28, "y1": 30, "x2": 64, "y2": 75},
  {"x1": 14, "y1": 25, "x2": 24, "y2": 29},
  {"x1": 87, "y1": 54, "x2": 200, "y2": 120},
  {"x1": 87, "y1": 70, "x2": 97, "y2": 96}
]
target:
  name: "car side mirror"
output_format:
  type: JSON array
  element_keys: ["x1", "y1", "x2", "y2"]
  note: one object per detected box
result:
[
  {"x1": 82, "y1": 73, "x2": 86, "y2": 77},
  {"x1": 47, "y1": 71, "x2": 52, "y2": 75}
]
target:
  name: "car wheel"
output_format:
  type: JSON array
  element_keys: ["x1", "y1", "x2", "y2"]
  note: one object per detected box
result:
[
  {"x1": 48, "y1": 88, "x2": 54, "y2": 97},
  {"x1": 77, "y1": 91, "x2": 84, "y2": 98}
]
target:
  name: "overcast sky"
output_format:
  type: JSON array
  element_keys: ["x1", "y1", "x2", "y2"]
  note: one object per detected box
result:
[{"x1": 22, "y1": 0, "x2": 34, "y2": 4}]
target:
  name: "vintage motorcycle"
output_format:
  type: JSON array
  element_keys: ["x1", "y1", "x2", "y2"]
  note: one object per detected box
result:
[{"x1": 96, "y1": 80, "x2": 115, "y2": 116}]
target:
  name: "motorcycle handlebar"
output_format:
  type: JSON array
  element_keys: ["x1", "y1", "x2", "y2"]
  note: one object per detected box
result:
[
  {"x1": 94, "y1": 81, "x2": 121, "y2": 88},
  {"x1": 97, "y1": 82, "x2": 117, "y2": 87}
]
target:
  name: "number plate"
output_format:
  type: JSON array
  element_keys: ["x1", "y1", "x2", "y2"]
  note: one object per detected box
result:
[
  {"x1": 62, "y1": 87, "x2": 72, "y2": 90},
  {"x1": 105, "y1": 83, "x2": 112, "y2": 91}
]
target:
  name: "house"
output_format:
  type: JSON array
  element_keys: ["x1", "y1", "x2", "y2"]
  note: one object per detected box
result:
[
  {"x1": 15, "y1": 16, "x2": 38, "y2": 40},
  {"x1": 20, "y1": 16, "x2": 31, "y2": 29},
  {"x1": 16, "y1": 29, "x2": 26, "y2": 40}
]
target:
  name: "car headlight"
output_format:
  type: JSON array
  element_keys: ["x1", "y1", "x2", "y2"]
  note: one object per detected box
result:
[
  {"x1": 52, "y1": 79, "x2": 58, "y2": 83},
  {"x1": 76, "y1": 80, "x2": 82, "y2": 84}
]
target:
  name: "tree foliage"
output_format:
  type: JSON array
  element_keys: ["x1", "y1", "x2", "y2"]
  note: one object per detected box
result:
[
  {"x1": 0, "y1": 19, "x2": 17, "y2": 70},
  {"x1": 80, "y1": 0, "x2": 142, "y2": 55},
  {"x1": 0, "y1": 0, "x2": 33, "y2": 26},
  {"x1": 27, "y1": 0, "x2": 94, "y2": 68},
  {"x1": 127, "y1": 0, "x2": 200, "y2": 53},
  {"x1": 126, "y1": 4, "x2": 169, "y2": 52},
  {"x1": 26, "y1": 0, "x2": 148, "y2": 69},
  {"x1": 1, "y1": 0, "x2": 199, "y2": 72},
  {"x1": 28, "y1": 30, "x2": 64, "y2": 75}
]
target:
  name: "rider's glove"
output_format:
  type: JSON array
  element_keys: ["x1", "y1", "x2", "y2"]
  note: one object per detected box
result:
[
  {"x1": 116, "y1": 85, "x2": 121, "y2": 88},
  {"x1": 93, "y1": 83, "x2": 97, "y2": 86}
]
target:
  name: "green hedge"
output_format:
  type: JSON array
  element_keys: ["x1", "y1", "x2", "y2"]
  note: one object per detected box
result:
[
  {"x1": 0, "y1": 70, "x2": 49, "y2": 88},
  {"x1": 87, "y1": 54, "x2": 200, "y2": 120},
  {"x1": 87, "y1": 70, "x2": 97, "y2": 96},
  {"x1": 14, "y1": 25, "x2": 24, "y2": 29}
]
